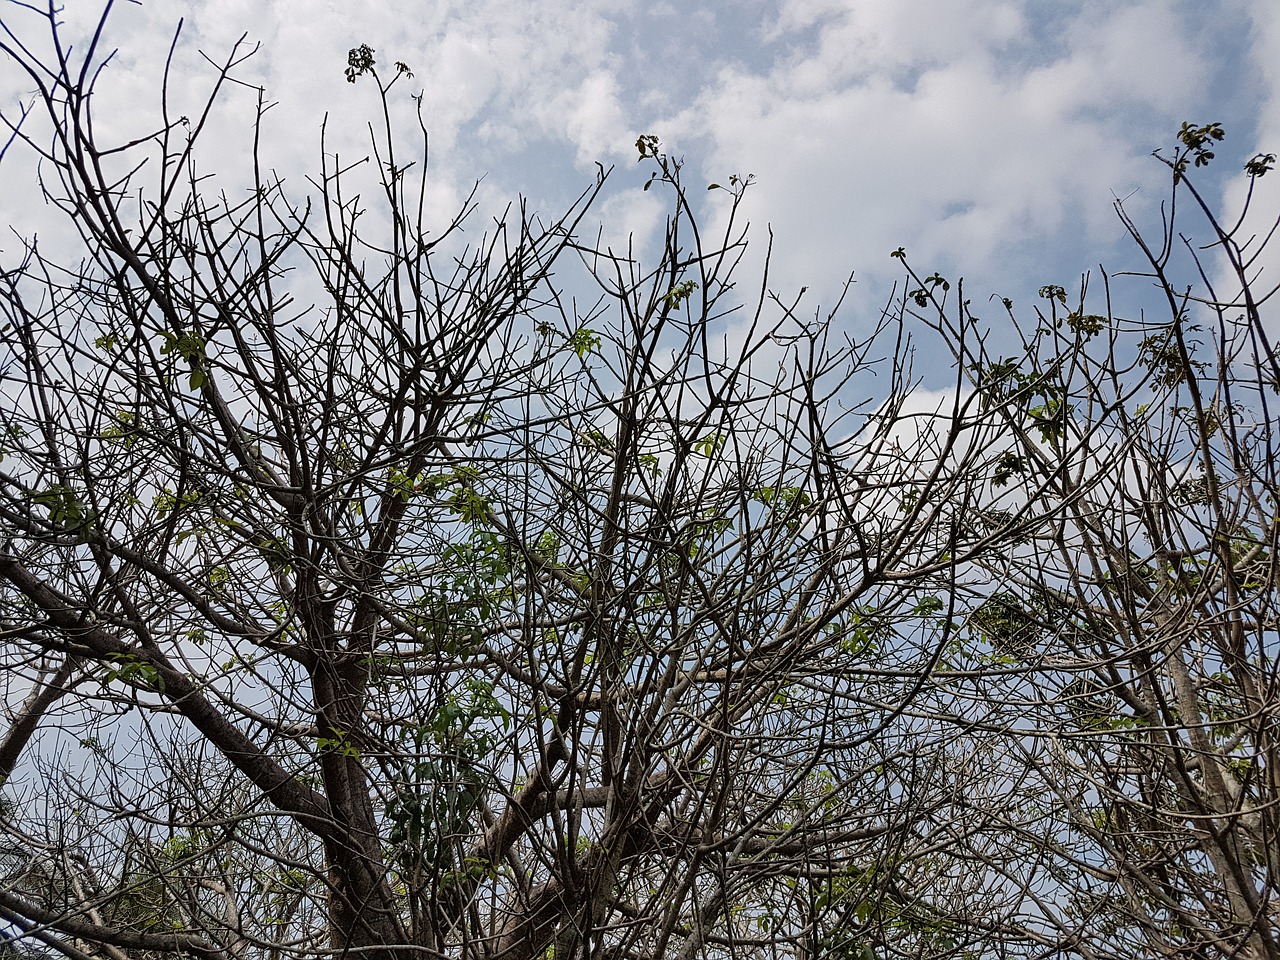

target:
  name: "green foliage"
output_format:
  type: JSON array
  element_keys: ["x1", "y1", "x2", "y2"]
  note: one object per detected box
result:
[
  {"x1": 664, "y1": 512, "x2": 734, "y2": 565},
  {"x1": 1169, "y1": 472, "x2": 1208, "y2": 506},
  {"x1": 533, "y1": 530, "x2": 561, "y2": 564},
  {"x1": 345, "y1": 43, "x2": 375, "y2": 83},
  {"x1": 1172, "y1": 120, "x2": 1225, "y2": 182},
  {"x1": 841, "y1": 607, "x2": 888, "y2": 655},
  {"x1": 1065, "y1": 310, "x2": 1107, "y2": 336},
  {"x1": 969, "y1": 592, "x2": 1042, "y2": 660},
  {"x1": 991, "y1": 451, "x2": 1028, "y2": 488},
  {"x1": 158, "y1": 333, "x2": 204, "y2": 363},
  {"x1": 568, "y1": 326, "x2": 601, "y2": 358},
  {"x1": 576, "y1": 428, "x2": 613, "y2": 452},
  {"x1": 1245, "y1": 152, "x2": 1276, "y2": 177},
  {"x1": 316, "y1": 730, "x2": 359, "y2": 758},
  {"x1": 817, "y1": 930, "x2": 877, "y2": 960},
  {"x1": 159, "y1": 330, "x2": 207, "y2": 391},
  {"x1": 1138, "y1": 328, "x2": 1204, "y2": 387},
  {"x1": 254, "y1": 535, "x2": 291, "y2": 571},
  {"x1": 1027, "y1": 394, "x2": 1069, "y2": 444},
  {"x1": 1058, "y1": 677, "x2": 1123, "y2": 730},
  {"x1": 706, "y1": 172, "x2": 754, "y2": 195},
  {"x1": 407, "y1": 466, "x2": 491, "y2": 523},
  {"x1": 409, "y1": 532, "x2": 512, "y2": 654},
  {"x1": 388, "y1": 467, "x2": 418, "y2": 502},
  {"x1": 27, "y1": 485, "x2": 94, "y2": 535},
  {"x1": 1038, "y1": 284, "x2": 1067, "y2": 305},
  {"x1": 752, "y1": 484, "x2": 812, "y2": 532},
  {"x1": 634, "y1": 134, "x2": 660, "y2": 161},
  {"x1": 101, "y1": 835, "x2": 213, "y2": 936},
  {"x1": 1037, "y1": 284, "x2": 1106, "y2": 337},
  {"x1": 662, "y1": 280, "x2": 698, "y2": 309},
  {"x1": 448, "y1": 486, "x2": 490, "y2": 525},
  {"x1": 160, "y1": 832, "x2": 204, "y2": 863},
  {"x1": 909, "y1": 272, "x2": 949, "y2": 307},
  {"x1": 385, "y1": 679, "x2": 508, "y2": 878},
  {"x1": 694, "y1": 433, "x2": 726, "y2": 458},
  {"x1": 913, "y1": 595, "x2": 944, "y2": 617},
  {"x1": 974, "y1": 355, "x2": 1073, "y2": 443},
  {"x1": 0, "y1": 425, "x2": 24, "y2": 464},
  {"x1": 153, "y1": 487, "x2": 201, "y2": 516},
  {"x1": 100, "y1": 409, "x2": 138, "y2": 447},
  {"x1": 102, "y1": 653, "x2": 165, "y2": 693}
]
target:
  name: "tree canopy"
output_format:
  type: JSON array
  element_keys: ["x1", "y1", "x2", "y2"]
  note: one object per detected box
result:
[{"x1": 1, "y1": 7, "x2": 1277, "y2": 960}]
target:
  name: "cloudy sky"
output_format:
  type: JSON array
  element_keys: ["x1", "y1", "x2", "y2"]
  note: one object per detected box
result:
[{"x1": 2, "y1": 0, "x2": 1277, "y2": 363}]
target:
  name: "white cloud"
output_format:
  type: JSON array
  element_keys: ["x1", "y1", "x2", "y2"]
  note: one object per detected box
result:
[
  {"x1": 1, "y1": 0, "x2": 1274, "y2": 369},
  {"x1": 664, "y1": 0, "x2": 1234, "y2": 321},
  {"x1": 539, "y1": 70, "x2": 634, "y2": 167},
  {"x1": 1212, "y1": 4, "x2": 1280, "y2": 342}
]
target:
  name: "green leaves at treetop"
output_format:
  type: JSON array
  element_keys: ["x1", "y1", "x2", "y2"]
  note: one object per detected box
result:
[
  {"x1": 909, "y1": 273, "x2": 949, "y2": 307},
  {"x1": 1065, "y1": 311, "x2": 1106, "y2": 336},
  {"x1": 1246, "y1": 152, "x2": 1276, "y2": 177},
  {"x1": 1177, "y1": 120, "x2": 1225, "y2": 160},
  {"x1": 344, "y1": 44, "x2": 411, "y2": 84},
  {"x1": 1165, "y1": 121, "x2": 1273, "y2": 181},
  {"x1": 1035, "y1": 283, "x2": 1106, "y2": 337},
  {"x1": 345, "y1": 43, "x2": 375, "y2": 83},
  {"x1": 1038, "y1": 284, "x2": 1067, "y2": 305},
  {"x1": 1173, "y1": 120, "x2": 1224, "y2": 182}
]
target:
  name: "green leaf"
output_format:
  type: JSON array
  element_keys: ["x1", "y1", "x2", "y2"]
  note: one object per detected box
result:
[
  {"x1": 103, "y1": 653, "x2": 165, "y2": 693},
  {"x1": 914, "y1": 595, "x2": 944, "y2": 616},
  {"x1": 28, "y1": 485, "x2": 94, "y2": 533},
  {"x1": 345, "y1": 44, "x2": 375, "y2": 83},
  {"x1": 1245, "y1": 152, "x2": 1276, "y2": 177},
  {"x1": 159, "y1": 331, "x2": 205, "y2": 362},
  {"x1": 662, "y1": 280, "x2": 698, "y2": 309},
  {"x1": 568, "y1": 327, "x2": 601, "y2": 358},
  {"x1": 1066, "y1": 311, "x2": 1107, "y2": 336},
  {"x1": 694, "y1": 433, "x2": 724, "y2": 457},
  {"x1": 1038, "y1": 284, "x2": 1067, "y2": 305},
  {"x1": 449, "y1": 486, "x2": 490, "y2": 525},
  {"x1": 992, "y1": 451, "x2": 1028, "y2": 487}
]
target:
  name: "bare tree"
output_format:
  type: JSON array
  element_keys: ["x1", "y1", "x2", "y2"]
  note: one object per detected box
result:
[
  {"x1": 3, "y1": 7, "x2": 1277, "y2": 960},
  {"x1": 0, "y1": 7, "x2": 1039, "y2": 960},
  {"x1": 890, "y1": 123, "x2": 1280, "y2": 960}
]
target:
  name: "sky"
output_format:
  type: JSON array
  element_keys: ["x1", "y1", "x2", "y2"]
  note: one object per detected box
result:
[
  {"x1": 1, "y1": 0, "x2": 1278, "y2": 371},
  {"x1": 0, "y1": 0, "x2": 1277, "y2": 921}
]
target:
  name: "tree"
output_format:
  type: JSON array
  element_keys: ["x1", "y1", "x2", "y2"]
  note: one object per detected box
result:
[
  {"x1": 0, "y1": 6, "x2": 1035, "y2": 960},
  {"x1": 1, "y1": 6, "x2": 1276, "y2": 960},
  {"x1": 888, "y1": 124, "x2": 1280, "y2": 958}
]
